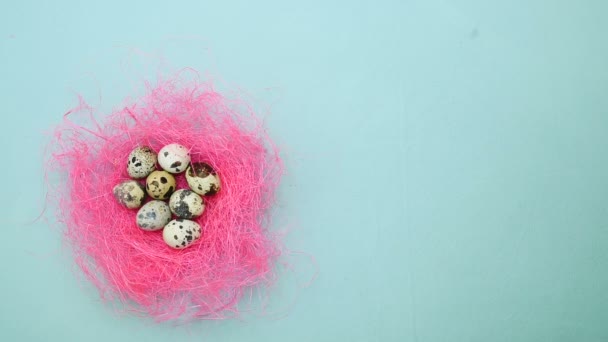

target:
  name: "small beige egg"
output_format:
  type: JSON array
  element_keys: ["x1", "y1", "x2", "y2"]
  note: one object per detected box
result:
[
  {"x1": 186, "y1": 162, "x2": 221, "y2": 196},
  {"x1": 169, "y1": 189, "x2": 205, "y2": 219},
  {"x1": 113, "y1": 180, "x2": 146, "y2": 209},
  {"x1": 162, "y1": 219, "x2": 202, "y2": 249},
  {"x1": 136, "y1": 200, "x2": 172, "y2": 231},
  {"x1": 145, "y1": 170, "x2": 176, "y2": 200},
  {"x1": 127, "y1": 146, "x2": 157, "y2": 179},
  {"x1": 158, "y1": 143, "x2": 191, "y2": 174}
]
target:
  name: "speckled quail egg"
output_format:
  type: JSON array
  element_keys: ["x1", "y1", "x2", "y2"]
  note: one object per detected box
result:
[
  {"x1": 136, "y1": 200, "x2": 172, "y2": 231},
  {"x1": 162, "y1": 219, "x2": 202, "y2": 249},
  {"x1": 145, "y1": 170, "x2": 176, "y2": 200},
  {"x1": 113, "y1": 180, "x2": 146, "y2": 209},
  {"x1": 126, "y1": 146, "x2": 157, "y2": 179},
  {"x1": 158, "y1": 143, "x2": 191, "y2": 173},
  {"x1": 186, "y1": 162, "x2": 221, "y2": 196},
  {"x1": 168, "y1": 189, "x2": 205, "y2": 219}
]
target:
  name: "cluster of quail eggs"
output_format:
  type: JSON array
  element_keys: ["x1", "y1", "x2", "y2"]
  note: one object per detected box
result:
[{"x1": 112, "y1": 144, "x2": 221, "y2": 249}]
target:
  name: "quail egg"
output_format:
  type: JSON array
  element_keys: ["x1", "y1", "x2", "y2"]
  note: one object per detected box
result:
[
  {"x1": 136, "y1": 200, "x2": 172, "y2": 231},
  {"x1": 127, "y1": 146, "x2": 157, "y2": 179},
  {"x1": 145, "y1": 170, "x2": 176, "y2": 200},
  {"x1": 158, "y1": 143, "x2": 190, "y2": 174},
  {"x1": 113, "y1": 180, "x2": 146, "y2": 209},
  {"x1": 168, "y1": 189, "x2": 205, "y2": 219},
  {"x1": 186, "y1": 162, "x2": 221, "y2": 196},
  {"x1": 162, "y1": 219, "x2": 202, "y2": 249}
]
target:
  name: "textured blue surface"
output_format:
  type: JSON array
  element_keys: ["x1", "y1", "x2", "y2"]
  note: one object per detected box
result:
[{"x1": 1, "y1": 1, "x2": 608, "y2": 341}]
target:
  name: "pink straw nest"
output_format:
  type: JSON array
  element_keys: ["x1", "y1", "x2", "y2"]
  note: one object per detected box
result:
[{"x1": 47, "y1": 75, "x2": 284, "y2": 321}]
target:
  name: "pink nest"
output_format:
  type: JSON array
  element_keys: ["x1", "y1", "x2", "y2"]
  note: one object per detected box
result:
[{"x1": 48, "y1": 75, "x2": 283, "y2": 321}]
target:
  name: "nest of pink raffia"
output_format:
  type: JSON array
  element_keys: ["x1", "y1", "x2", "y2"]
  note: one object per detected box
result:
[{"x1": 47, "y1": 74, "x2": 283, "y2": 321}]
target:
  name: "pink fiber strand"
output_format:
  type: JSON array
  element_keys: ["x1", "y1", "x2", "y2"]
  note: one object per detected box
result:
[{"x1": 47, "y1": 75, "x2": 283, "y2": 321}]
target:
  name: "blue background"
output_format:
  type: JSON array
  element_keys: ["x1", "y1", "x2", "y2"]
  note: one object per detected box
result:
[{"x1": 1, "y1": 1, "x2": 608, "y2": 341}]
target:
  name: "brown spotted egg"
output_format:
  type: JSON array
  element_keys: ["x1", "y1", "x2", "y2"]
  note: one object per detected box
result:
[
  {"x1": 162, "y1": 219, "x2": 202, "y2": 249},
  {"x1": 186, "y1": 162, "x2": 221, "y2": 196},
  {"x1": 158, "y1": 143, "x2": 191, "y2": 174},
  {"x1": 136, "y1": 200, "x2": 172, "y2": 231},
  {"x1": 127, "y1": 146, "x2": 157, "y2": 179},
  {"x1": 168, "y1": 189, "x2": 205, "y2": 219},
  {"x1": 145, "y1": 170, "x2": 176, "y2": 200},
  {"x1": 113, "y1": 180, "x2": 146, "y2": 209}
]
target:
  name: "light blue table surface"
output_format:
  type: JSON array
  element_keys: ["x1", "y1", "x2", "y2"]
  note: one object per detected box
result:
[{"x1": 1, "y1": 1, "x2": 607, "y2": 341}]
